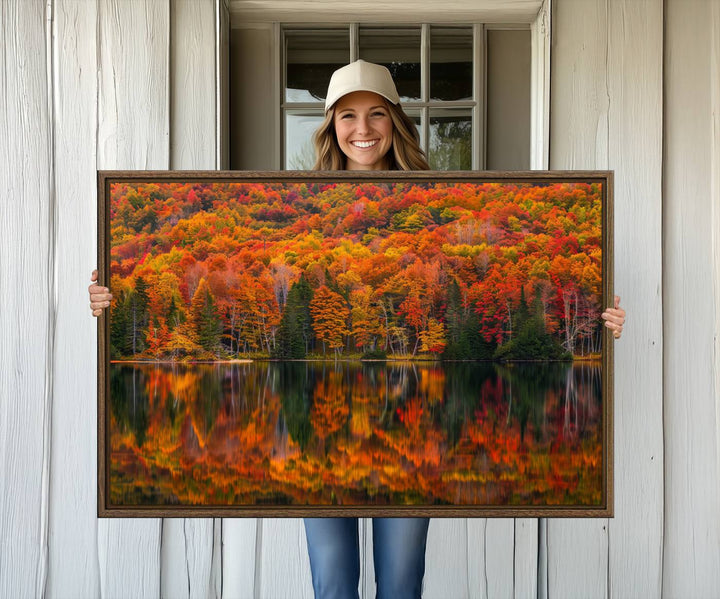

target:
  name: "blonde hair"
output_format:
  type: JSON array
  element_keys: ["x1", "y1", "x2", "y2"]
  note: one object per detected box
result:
[{"x1": 312, "y1": 101, "x2": 430, "y2": 171}]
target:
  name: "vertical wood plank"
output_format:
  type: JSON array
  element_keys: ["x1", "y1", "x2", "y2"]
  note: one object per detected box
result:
[
  {"x1": 0, "y1": 1, "x2": 52, "y2": 597},
  {"x1": 713, "y1": 7, "x2": 720, "y2": 544},
  {"x1": 422, "y1": 519, "x2": 470, "y2": 599},
  {"x1": 663, "y1": 0, "x2": 720, "y2": 595},
  {"x1": 486, "y1": 520, "x2": 516, "y2": 598},
  {"x1": 47, "y1": 0, "x2": 101, "y2": 597},
  {"x1": 222, "y1": 519, "x2": 257, "y2": 598},
  {"x1": 161, "y1": 1, "x2": 219, "y2": 598},
  {"x1": 606, "y1": 0, "x2": 664, "y2": 597},
  {"x1": 257, "y1": 519, "x2": 314, "y2": 599},
  {"x1": 550, "y1": 0, "x2": 609, "y2": 169},
  {"x1": 96, "y1": 1, "x2": 169, "y2": 595},
  {"x1": 513, "y1": 518, "x2": 538, "y2": 598},
  {"x1": 96, "y1": 0, "x2": 170, "y2": 171},
  {"x1": 548, "y1": 1, "x2": 609, "y2": 595},
  {"x1": 161, "y1": 520, "x2": 215, "y2": 599},
  {"x1": 467, "y1": 520, "x2": 486, "y2": 599},
  {"x1": 466, "y1": 519, "x2": 516, "y2": 599},
  {"x1": 169, "y1": 0, "x2": 216, "y2": 170}
]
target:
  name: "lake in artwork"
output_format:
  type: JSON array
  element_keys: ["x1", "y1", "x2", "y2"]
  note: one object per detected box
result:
[{"x1": 109, "y1": 360, "x2": 602, "y2": 506}]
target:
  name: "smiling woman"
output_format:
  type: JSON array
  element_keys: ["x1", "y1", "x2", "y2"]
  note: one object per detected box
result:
[{"x1": 311, "y1": 60, "x2": 430, "y2": 172}]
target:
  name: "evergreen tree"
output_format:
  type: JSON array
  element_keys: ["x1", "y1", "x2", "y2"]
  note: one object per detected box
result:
[
  {"x1": 275, "y1": 276, "x2": 314, "y2": 358},
  {"x1": 191, "y1": 278, "x2": 222, "y2": 355},
  {"x1": 128, "y1": 276, "x2": 150, "y2": 356},
  {"x1": 110, "y1": 290, "x2": 129, "y2": 358},
  {"x1": 166, "y1": 294, "x2": 185, "y2": 330},
  {"x1": 494, "y1": 289, "x2": 570, "y2": 361},
  {"x1": 110, "y1": 279, "x2": 150, "y2": 358},
  {"x1": 516, "y1": 285, "x2": 530, "y2": 332},
  {"x1": 442, "y1": 279, "x2": 495, "y2": 360}
]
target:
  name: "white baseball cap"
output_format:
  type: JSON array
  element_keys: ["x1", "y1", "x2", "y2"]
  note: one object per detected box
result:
[{"x1": 324, "y1": 60, "x2": 400, "y2": 112}]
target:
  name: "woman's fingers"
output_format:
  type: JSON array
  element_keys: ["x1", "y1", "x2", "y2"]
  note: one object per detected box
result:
[
  {"x1": 89, "y1": 269, "x2": 112, "y2": 316},
  {"x1": 602, "y1": 309, "x2": 625, "y2": 324},
  {"x1": 602, "y1": 300, "x2": 625, "y2": 339},
  {"x1": 89, "y1": 287, "x2": 113, "y2": 301},
  {"x1": 90, "y1": 299, "x2": 111, "y2": 309}
]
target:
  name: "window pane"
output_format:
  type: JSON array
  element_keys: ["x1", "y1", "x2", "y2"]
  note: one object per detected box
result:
[
  {"x1": 285, "y1": 112, "x2": 324, "y2": 169},
  {"x1": 286, "y1": 30, "x2": 349, "y2": 103},
  {"x1": 359, "y1": 28, "x2": 421, "y2": 102},
  {"x1": 429, "y1": 110, "x2": 472, "y2": 170},
  {"x1": 402, "y1": 109, "x2": 423, "y2": 148},
  {"x1": 486, "y1": 30, "x2": 530, "y2": 169},
  {"x1": 430, "y1": 27, "x2": 473, "y2": 101}
]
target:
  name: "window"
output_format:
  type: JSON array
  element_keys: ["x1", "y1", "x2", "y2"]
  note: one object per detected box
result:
[
  {"x1": 282, "y1": 25, "x2": 529, "y2": 171},
  {"x1": 229, "y1": 23, "x2": 532, "y2": 171}
]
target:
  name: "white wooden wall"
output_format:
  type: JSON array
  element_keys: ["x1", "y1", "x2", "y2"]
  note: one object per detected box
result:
[
  {"x1": 1, "y1": 0, "x2": 718, "y2": 597},
  {"x1": 663, "y1": 0, "x2": 720, "y2": 596}
]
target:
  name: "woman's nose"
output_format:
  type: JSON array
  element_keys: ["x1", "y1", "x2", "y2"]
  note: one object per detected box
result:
[{"x1": 356, "y1": 116, "x2": 371, "y2": 134}]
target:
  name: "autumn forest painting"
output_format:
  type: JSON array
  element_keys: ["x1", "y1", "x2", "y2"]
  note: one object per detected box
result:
[{"x1": 101, "y1": 173, "x2": 611, "y2": 515}]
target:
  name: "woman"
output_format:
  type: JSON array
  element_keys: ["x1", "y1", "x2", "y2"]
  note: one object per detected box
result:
[{"x1": 88, "y1": 60, "x2": 626, "y2": 598}]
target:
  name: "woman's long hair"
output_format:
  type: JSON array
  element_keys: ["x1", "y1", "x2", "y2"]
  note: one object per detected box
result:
[{"x1": 312, "y1": 100, "x2": 430, "y2": 171}]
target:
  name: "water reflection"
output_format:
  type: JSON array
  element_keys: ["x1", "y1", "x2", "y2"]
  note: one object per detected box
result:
[{"x1": 109, "y1": 360, "x2": 602, "y2": 506}]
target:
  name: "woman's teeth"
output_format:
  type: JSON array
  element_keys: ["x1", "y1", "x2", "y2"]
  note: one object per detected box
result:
[{"x1": 352, "y1": 140, "x2": 378, "y2": 148}]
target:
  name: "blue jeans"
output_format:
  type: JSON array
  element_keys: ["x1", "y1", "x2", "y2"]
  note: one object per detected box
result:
[{"x1": 304, "y1": 517, "x2": 430, "y2": 599}]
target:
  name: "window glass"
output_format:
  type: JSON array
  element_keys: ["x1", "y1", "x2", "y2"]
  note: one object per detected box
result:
[
  {"x1": 430, "y1": 27, "x2": 473, "y2": 101},
  {"x1": 486, "y1": 29, "x2": 531, "y2": 170},
  {"x1": 402, "y1": 108, "x2": 423, "y2": 148},
  {"x1": 285, "y1": 112, "x2": 324, "y2": 169},
  {"x1": 359, "y1": 27, "x2": 421, "y2": 102},
  {"x1": 286, "y1": 30, "x2": 349, "y2": 103},
  {"x1": 429, "y1": 109, "x2": 472, "y2": 170}
]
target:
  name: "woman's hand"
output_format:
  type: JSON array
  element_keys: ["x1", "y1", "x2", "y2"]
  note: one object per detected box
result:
[
  {"x1": 601, "y1": 295, "x2": 626, "y2": 339},
  {"x1": 89, "y1": 269, "x2": 113, "y2": 317}
]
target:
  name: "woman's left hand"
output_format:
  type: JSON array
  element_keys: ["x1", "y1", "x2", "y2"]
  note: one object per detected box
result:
[{"x1": 602, "y1": 295, "x2": 626, "y2": 339}]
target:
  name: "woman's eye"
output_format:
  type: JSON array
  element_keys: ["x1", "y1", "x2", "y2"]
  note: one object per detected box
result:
[
  {"x1": 340, "y1": 113, "x2": 354, "y2": 119},
  {"x1": 371, "y1": 111, "x2": 387, "y2": 117}
]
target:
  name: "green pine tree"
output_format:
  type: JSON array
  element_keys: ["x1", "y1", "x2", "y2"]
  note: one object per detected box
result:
[
  {"x1": 191, "y1": 279, "x2": 222, "y2": 355},
  {"x1": 275, "y1": 276, "x2": 314, "y2": 358}
]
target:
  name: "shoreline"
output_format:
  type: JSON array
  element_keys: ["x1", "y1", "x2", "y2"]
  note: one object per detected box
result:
[{"x1": 110, "y1": 357, "x2": 601, "y2": 365}]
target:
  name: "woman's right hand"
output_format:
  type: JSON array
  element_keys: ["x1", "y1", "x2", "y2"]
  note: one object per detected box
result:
[{"x1": 89, "y1": 269, "x2": 113, "y2": 317}]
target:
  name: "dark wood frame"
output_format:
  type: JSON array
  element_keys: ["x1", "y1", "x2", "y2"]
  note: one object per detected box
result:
[{"x1": 98, "y1": 170, "x2": 614, "y2": 518}]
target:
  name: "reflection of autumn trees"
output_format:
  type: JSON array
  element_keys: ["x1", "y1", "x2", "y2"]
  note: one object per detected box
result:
[
  {"x1": 110, "y1": 181, "x2": 604, "y2": 361},
  {"x1": 310, "y1": 370, "x2": 351, "y2": 455},
  {"x1": 110, "y1": 361, "x2": 602, "y2": 507}
]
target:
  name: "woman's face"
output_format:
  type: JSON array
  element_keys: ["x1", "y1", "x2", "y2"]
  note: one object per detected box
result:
[{"x1": 333, "y1": 91, "x2": 394, "y2": 171}]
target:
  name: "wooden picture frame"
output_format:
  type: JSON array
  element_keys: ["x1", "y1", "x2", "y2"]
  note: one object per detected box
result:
[{"x1": 98, "y1": 170, "x2": 613, "y2": 518}]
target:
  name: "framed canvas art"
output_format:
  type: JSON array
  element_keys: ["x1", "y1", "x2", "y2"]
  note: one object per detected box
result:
[{"x1": 97, "y1": 170, "x2": 613, "y2": 517}]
